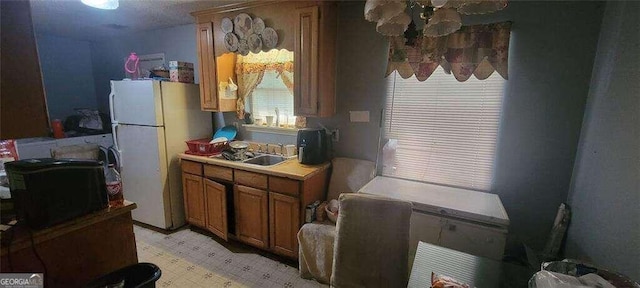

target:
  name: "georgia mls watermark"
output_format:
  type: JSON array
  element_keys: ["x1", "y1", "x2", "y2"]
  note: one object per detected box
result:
[{"x1": 0, "y1": 273, "x2": 43, "y2": 288}]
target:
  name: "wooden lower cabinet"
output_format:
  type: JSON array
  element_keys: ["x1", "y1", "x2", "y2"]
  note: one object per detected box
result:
[
  {"x1": 269, "y1": 192, "x2": 300, "y2": 258},
  {"x1": 182, "y1": 173, "x2": 206, "y2": 227},
  {"x1": 204, "y1": 179, "x2": 228, "y2": 240},
  {"x1": 234, "y1": 184, "x2": 269, "y2": 249},
  {"x1": 181, "y1": 160, "x2": 329, "y2": 259}
]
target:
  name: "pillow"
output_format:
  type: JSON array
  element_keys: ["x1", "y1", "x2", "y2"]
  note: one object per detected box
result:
[{"x1": 326, "y1": 157, "x2": 376, "y2": 201}]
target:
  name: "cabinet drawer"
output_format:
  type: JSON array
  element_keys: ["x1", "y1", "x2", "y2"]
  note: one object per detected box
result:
[
  {"x1": 235, "y1": 170, "x2": 267, "y2": 190},
  {"x1": 181, "y1": 160, "x2": 202, "y2": 176},
  {"x1": 269, "y1": 176, "x2": 299, "y2": 197},
  {"x1": 204, "y1": 165, "x2": 233, "y2": 181}
]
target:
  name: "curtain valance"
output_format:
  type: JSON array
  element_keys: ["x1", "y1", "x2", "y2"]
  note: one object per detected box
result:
[
  {"x1": 235, "y1": 61, "x2": 293, "y2": 75},
  {"x1": 386, "y1": 21, "x2": 511, "y2": 82}
]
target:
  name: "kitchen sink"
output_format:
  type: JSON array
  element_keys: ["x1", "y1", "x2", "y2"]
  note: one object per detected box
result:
[{"x1": 242, "y1": 154, "x2": 288, "y2": 166}]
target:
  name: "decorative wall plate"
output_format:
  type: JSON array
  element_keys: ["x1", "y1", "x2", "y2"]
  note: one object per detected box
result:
[
  {"x1": 248, "y1": 34, "x2": 262, "y2": 53},
  {"x1": 234, "y1": 13, "x2": 253, "y2": 39},
  {"x1": 253, "y1": 18, "x2": 265, "y2": 35},
  {"x1": 261, "y1": 27, "x2": 278, "y2": 49},
  {"x1": 221, "y1": 18, "x2": 233, "y2": 33},
  {"x1": 238, "y1": 39, "x2": 250, "y2": 56},
  {"x1": 224, "y1": 33, "x2": 239, "y2": 52}
]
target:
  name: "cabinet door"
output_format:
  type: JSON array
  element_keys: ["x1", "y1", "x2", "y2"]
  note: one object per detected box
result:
[
  {"x1": 196, "y1": 22, "x2": 218, "y2": 111},
  {"x1": 1, "y1": 0, "x2": 49, "y2": 139},
  {"x1": 204, "y1": 179, "x2": 228, "y2": 241},
  {"x1": 294, "y1": 6, "x2": 319, "y2": 116},
  {"x1": 234, "y1": 185, "x2": 269, "y2": 249},
  {"x1": 269, "y1": 192, "x2": 300, "y2": 258},
  {"x1": 182, "y1": 173, "x2": 205, "y2": 227}
]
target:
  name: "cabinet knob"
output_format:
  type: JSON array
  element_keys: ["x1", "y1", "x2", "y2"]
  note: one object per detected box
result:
[{"x1": 448, "y1": 224, "x2": 456, "y2": 231}]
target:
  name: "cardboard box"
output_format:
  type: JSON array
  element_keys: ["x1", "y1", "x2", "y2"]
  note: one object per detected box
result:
[{"x1": 169, "y1": 61, "x2": 194, "y2": 83}]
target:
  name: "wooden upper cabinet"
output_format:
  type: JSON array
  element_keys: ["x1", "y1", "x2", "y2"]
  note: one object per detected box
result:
[
  {"x1": 294, "y1": 3, "x2": 337, "y2": 117},
  {"x1": 204, "y1": 179, "x2": 228, "y2": 240},
  {"x1": 234, "y1": 184, "x2": 269, "y2": 249},
  {"x1": 1, "y1": 0, "x2": 50, "y2": 139},
  {"x1": 294, "y1": 6, "x2": 319, "y2": 116},
  {"x1": 196, "y1": 22, "x2": 218, "y2": 111},
  {"x1": 182, "y1": 173, "x2": 206, "y2": 227},
  {"x1": 192, "y1": 1, "x2": 336, "y2": 117}
]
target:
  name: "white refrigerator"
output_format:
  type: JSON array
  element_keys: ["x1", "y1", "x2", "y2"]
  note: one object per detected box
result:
[{"x1": 110, "y1": 80, "x2": 212, "y2": 229}]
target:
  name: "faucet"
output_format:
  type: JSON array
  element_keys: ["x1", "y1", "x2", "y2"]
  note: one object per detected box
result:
[
  {"x1": 257, "y1": 144, "x2": 263, "y2": 153},
  {"x1": 278, "y1": 143, "x2": 284, "y2": 156},
  {"x1": 265, "y1": 143, "x2": 271, "y2": 154}
]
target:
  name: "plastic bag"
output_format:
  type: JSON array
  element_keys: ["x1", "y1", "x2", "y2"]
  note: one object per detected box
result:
[
  {"x1": 381, "y1": 139, "x2": 398, "y2": 175},
  {"x1": 539, "y1": 260, "x2": 640, "y2": 288},
  {"x1": 76, "y1": 108, "x2": 103, "y2": 130},
  {"x1": 529, "y1": 271, "x2": 615, "y2": 288}
]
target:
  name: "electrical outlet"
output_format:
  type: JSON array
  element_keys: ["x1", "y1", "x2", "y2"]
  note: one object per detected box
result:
[{"x1": 331, "y1": 129, "x2": 339, "y2": 142}]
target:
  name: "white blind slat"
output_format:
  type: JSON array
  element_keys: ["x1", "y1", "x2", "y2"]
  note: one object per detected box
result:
[{"x1": 382, "y1": 67, "x2": 506, "y2": 191}]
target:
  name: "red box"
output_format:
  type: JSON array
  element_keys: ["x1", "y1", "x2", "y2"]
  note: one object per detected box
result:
[{"x1": 185, "y1": 139, "x2": 227, "y2": 156}]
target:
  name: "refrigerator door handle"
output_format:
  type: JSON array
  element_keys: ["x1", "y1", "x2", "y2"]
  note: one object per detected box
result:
[
  {"x1": 109, "y1": 81, "x2": 117, "y2": 124},
  {"x1": 111, "y1": 123, "x2": 123, "y2": 168}
]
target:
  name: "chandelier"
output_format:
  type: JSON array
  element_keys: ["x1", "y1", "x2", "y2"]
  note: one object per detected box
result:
[{"x1": 364, "y1": 0, "x2": 507, "y2": 38}]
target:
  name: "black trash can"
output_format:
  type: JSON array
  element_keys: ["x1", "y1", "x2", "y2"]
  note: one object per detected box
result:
[{"x1": 85, "y1": 263, "x2": 161, "y2": 288}]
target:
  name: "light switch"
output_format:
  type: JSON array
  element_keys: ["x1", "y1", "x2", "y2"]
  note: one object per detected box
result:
[{"x1": 349, "y1": 111, "x2": 370, "y2": 122}]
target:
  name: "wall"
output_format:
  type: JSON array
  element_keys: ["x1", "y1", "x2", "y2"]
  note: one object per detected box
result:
[
  {"x1": 306, "y1": 2, "x2": 388, "y2": 162},
  {"x1": 91, "y1": 2, "x2": 605, "y2": 251},
  {"x1": 565, "y1": 1, "x2": 639, "y2": 281},
  {"x1": 219, "y1": 2, "x2": 389, "y2": 153},
  {"x1": 90, "y1": 24, "x2": 199, "y2": 113},
  {"x1": 320, "y1": 1, "x2": 602, "y2": 251},
  {"x1": 470, "y1": 1, "x2": 602, "y2": 250},
  {"x1": 36, "y1": 33, "x2": 98, "y2": 120},
  {"x1": 225, "y1": 2, "x2": 603, "y2": 250}
]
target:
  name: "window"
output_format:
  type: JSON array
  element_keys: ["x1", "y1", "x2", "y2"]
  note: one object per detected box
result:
[
  {"x1": 237, "y1": 49, "x2": 296, "y2": 129},
  {"x1": 248, "y1": 70, "x2": 294, "y2": 125},
  {"x1": 382, "y1": 67, "x2": 506, "y2": 191}
]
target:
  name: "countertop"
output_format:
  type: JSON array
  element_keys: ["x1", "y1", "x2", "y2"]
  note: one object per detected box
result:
[
  {"x1": 1, "y1": 201, "x2": 137, "y2": 256},
  {"x1": 179, "y1": 153, "x2": 330, "y2": 181}
]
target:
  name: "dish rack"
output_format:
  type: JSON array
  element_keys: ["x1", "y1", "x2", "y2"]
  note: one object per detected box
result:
[{"x1": 185, "y1": 139, "x2": 228, "y2": 156}]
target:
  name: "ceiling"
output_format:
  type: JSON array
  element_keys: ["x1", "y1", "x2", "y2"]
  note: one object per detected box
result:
[{"x1": 30, "y1": 0, "x2": 246, "y2": 42}]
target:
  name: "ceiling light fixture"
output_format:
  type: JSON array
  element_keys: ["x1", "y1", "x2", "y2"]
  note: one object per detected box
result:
[
  {"x1": 365, "y1": 0, "x2": 508, "y2": 38},
  {"x1": 81, "y1": 0, "x2": 119, "y2": 10}
]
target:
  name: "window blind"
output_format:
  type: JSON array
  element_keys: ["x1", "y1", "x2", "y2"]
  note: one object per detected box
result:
[
  {"x1": 382, "y1": 68, "x2": 506, "y2": 191},
  {"x1": 249, "y1": 70, "x2": 294, "y2": 120}
]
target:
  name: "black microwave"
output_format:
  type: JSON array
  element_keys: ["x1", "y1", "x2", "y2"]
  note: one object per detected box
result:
[{"x1": 5, "y1": 158, "x2": 108, "y2": 229}]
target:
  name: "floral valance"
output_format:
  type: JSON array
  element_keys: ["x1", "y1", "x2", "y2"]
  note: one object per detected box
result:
[
  {"x1": 235, "y1": 62, "x2": 293, "y2": 75},
  {"x1": 386, "y1": 21, "x2": 511, "y2": 82}
]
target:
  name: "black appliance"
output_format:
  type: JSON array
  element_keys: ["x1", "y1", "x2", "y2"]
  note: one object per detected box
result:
[
  {"x1": 297, "y1": 128, "x2": 328, "y2": 165},
  {"x1": 5, "y1": 158, "x2": 108, "y2": 229}
]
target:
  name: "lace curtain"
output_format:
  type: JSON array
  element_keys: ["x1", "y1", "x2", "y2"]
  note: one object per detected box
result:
[
  {"x1": 235, "y1": 50, "x2": 294, "y2": 119},
  {"x1": 386, "y1": 21, "x2": 511, "y2": 82}
]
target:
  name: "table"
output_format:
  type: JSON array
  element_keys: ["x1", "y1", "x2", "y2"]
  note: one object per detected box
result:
[
  {"x1": 1, "y1": 201, "x2": 138, "y2": 287},
  {"x1": 409, "y1": 241, "x2": 502, "y2": 288}
]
